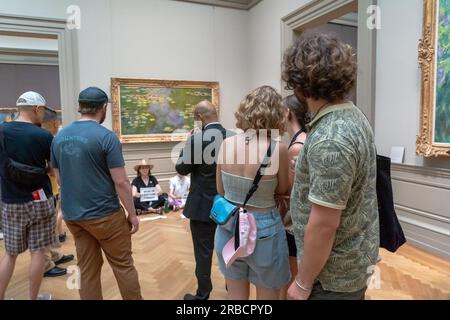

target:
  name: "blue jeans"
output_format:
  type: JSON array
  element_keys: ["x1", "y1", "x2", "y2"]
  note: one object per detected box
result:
[{"x1": 215, "y1": 208, "x2": 291, "y2": 290}]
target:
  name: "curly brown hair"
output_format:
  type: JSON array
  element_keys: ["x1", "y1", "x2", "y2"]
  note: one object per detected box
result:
[
  {"x1": 282, "y1": 33, "x2": 357, "y2": 103},
  {"x1": 235, "y1": 86, "x2": 286, "y2": 135}
]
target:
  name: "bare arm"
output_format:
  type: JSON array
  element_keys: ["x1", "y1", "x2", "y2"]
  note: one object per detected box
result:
[
  {"x1": 275, "y1": 143, "x2": 289, "y2": 195},
  {"x1": 289, "y1": 204, "x2": 341, "y2": 299},
  {"x1": 132, "y1": 185, "x2": 140, "y2": 198},
  {"x1": 216, "y1": 143, "x2": 225, "y2": 196},
  {"x1": 287, "y1": 144, "x2": 303, "y2": 192},
  {"x1": 110, "y1": 167, "x2": 139, "y2": 234},
  {"x1": 53, "y1": 168, "x2": 61, "y2": 186}
]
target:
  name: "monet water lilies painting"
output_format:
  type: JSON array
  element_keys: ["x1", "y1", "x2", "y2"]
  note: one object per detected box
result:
[
  {"x1": 111, "y1": 78, "x2": 219, "y2": 143},
  {"x1": 435, "y1": 0, "x2": 450, "y2": 145},
  {"x1": 417, "y1": 0, "x2": 450, "y2": 157}
]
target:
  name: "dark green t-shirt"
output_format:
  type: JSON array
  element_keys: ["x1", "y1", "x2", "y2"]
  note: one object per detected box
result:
[{"x1": 51, "y1": 121, "x2": 125, "y2": 221}]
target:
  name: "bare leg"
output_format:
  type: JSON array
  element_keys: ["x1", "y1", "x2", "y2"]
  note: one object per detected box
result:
[
  {"x1": 29, "y1": 249, "x2": 45, "y2": 300},
  {"x1": 56, "y1": 209, "x2": 64, "y2": 236},
  {"x1": 0, "y1": 254, "x2": 18, "y2": 300},
  {"x1": 256, "y1": 286, "x2": 280, "y2": 300},
  {"x1": 226, "y1": 278, "x2": 250, "y2": 300},
  {"x1": 280, "y1": 256, "x2": 298, "y2": 300}
]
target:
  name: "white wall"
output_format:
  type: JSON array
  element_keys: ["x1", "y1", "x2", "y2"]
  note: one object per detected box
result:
[
  {"x1": 0, "y1": 0, "x2": 250, "y2": 129},
  {"x1": 248, "y1": 0, "x2": 309, "y2": 90},
  {"x1": 375, "y1": 0, "x2": 450, "y2": 169}
]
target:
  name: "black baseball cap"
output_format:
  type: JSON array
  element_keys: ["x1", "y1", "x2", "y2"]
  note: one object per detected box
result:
[{"x1": 78, "y1": 87, "x2": 109, "y2": 104}]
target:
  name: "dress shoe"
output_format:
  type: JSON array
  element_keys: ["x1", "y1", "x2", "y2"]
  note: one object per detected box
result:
[
  {"x1": 58, "y1": 233, "x2": 67, "y2": 243},
  {"x1": 183, "y1": 293, "x2": 210, "y2": 301},
  {"x1": 44, "y1": 266, "x2": 67, "y2": 277},
  {"x1": 55, "y1": 254, "x2": 74, "y2": 265}
]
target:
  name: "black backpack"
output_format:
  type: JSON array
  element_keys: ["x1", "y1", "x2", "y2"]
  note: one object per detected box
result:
[
  {"x1": 0, "y1": 124, "x2": 47, "y2": 192},
  {"x1": 376, "y1": 155, "x2": 407, "y2": 252}
]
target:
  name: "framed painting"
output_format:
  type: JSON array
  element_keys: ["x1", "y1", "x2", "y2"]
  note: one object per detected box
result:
[
  {"x1": 0, "y1": 108, "x2": 18, "y2": 123},
  {"x1": 417, "y1": 0, "x2": 450, "y2": 157},
  {"x1": 111, "y1": 78, "x2": 220, "y2": 143}
]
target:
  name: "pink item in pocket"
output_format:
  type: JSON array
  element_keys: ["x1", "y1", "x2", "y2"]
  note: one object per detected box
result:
[{"x1": 222, "y1": 209, "x2": 257, "y2": 268}]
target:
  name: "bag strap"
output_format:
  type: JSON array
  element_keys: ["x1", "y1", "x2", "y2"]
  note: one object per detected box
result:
[
  {"x1": 0, "y1": 124, "x2": 5, "y2": 151},
  {"x1": 241, "y1": 141, "x2": 277, "y2": 209}
]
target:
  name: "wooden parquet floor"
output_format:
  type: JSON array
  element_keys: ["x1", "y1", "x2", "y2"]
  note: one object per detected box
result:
[{"x1": 1, "y1": 211, "x2": 449, "y2": 300}]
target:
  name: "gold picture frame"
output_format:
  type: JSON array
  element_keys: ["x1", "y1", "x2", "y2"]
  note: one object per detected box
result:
[
  {"x1": 111, "y1": 78, "x2": 220, "y2": 144},
  {"x1": 417, "y1": 0, "x2": 450, "y2": 157},
  {"x1": 0, "y1": 108, "x2": 18, "y2": 123}
]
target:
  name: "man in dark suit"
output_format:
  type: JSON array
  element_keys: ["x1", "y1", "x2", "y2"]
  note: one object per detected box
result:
[{"x1": 176, "y1": 100, "x2": 232, "y2": 301}]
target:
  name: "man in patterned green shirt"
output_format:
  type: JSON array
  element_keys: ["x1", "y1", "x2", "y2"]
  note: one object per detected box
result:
[{"x1": 282, "y1": 33, "x2": 379, "y2": 300}]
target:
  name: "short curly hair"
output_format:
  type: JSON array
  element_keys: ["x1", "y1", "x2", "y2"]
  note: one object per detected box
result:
[
  {"x1": 282, "y1": 33, "x2": 357, "y2": 102},
  {"x1": 235, "y1": 86, "x2": 285, "y2": 134}
]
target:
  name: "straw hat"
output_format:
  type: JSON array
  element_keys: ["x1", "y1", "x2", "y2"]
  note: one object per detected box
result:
[{"x1": 133, "y1": 159, "x2": 154, "y2": 172}]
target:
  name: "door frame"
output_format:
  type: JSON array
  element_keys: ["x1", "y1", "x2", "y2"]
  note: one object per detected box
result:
[
  {"x1": 281, "y1": 0, "x2": 377, "y2": 128},
  {"x1": 0, "y1": 14, "x2": 79, "y2": 126}
]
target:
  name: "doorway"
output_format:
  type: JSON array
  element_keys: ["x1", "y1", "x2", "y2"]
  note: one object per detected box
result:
[
  {"x1": 281, "y1": 0, "x2": 377, "y2": 127},
  {"x1": 0, "y1": 14, "x2": 79, "y2": 126}
]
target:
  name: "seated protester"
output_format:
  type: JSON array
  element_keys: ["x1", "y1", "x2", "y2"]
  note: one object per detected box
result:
[
  {"x1": 168, "y1": 173, "x2": 190, "y2": 211},
  {"x1": 132, "y1": 160, "x2": 167, "y2": 215}
]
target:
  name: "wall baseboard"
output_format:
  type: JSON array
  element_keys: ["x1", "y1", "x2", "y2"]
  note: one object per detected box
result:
[{"x1": 391, "y1": 164, "x2": 450, "y2": 261}]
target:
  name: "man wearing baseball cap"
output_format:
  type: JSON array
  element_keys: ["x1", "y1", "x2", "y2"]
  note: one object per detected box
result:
[
  {"x1": 51, "y1": 87, "x2": 142, "y2": 300},
  {"x1": 0, "y1": 91, "x2": 56, "y2": 300}
]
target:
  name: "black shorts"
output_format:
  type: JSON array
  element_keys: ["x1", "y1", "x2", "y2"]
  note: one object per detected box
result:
[{"x1": 286, "y1": 231, "x2": 297, "y2": 257}]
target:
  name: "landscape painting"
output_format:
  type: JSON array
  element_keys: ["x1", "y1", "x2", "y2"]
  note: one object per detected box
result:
[{"x1": 111, "y1": 78, "x2": 220, "y2": 143}]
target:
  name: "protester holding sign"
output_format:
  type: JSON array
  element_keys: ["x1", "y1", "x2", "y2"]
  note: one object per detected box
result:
[
  {"x1": 168, "y1": 173, "x2": 190, "y2": 211},
  {"x1": 132, "y1": 159, "x2": 167, "y2": 215}
]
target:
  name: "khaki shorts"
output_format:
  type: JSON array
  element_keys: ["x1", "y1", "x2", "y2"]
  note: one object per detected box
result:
[{"x1": 1, "y1": 198, "x2": 56, "y2": 255}]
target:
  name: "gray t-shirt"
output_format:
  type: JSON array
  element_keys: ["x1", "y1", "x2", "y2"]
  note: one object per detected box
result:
[{"x1": 51, "y1": 121, "x2": 125, "y2": 221}]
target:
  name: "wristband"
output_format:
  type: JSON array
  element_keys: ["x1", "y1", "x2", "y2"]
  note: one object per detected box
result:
[{"x1": 295, "y1": 278, "x2": 313, "y2": 292}]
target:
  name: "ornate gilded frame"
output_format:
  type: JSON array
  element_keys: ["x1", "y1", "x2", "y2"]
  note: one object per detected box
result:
[
  {"x1": 0, "y1": 108, "x2": 18, "y2": 123},
  {"x1": 417, "y1": 0, "x2": 450, "y2": 157},
  {"x1": 111, "y1": 78, "x2": 220, "y2": 144}
]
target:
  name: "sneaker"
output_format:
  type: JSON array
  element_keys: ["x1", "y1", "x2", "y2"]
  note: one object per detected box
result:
[{"x1": 37, "y1": 293, "x2": 53, "y2": 300}]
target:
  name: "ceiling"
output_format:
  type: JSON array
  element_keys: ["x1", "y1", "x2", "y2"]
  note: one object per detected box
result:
[{"x1": 174, "y1": 0, "x2": 262, "y2": 10}]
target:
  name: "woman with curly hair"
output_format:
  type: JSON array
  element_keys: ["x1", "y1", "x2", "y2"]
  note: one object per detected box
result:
[
  {"x1": 215, "y1": 86, "x2": 291, "y2": 300},
  {"x1": 283, "y1": 33, "x2": 379, "y2": 300}
]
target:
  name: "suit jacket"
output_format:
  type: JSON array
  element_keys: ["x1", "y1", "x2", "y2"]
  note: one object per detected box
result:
[{"x1": 176, "y1": 123, "x2": 233, "y2": 222}]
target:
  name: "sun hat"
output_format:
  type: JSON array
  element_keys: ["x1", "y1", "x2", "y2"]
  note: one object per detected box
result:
[{"x1": 133, "y1": 159, "x2": 154, "y2": 172}]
